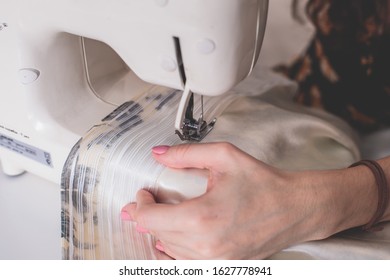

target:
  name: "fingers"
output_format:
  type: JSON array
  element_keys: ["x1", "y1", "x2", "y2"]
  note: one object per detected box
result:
[
  {"x1": 122, "y1": 188, "x2": 213, "y2": 259},
  {"x1": 155, "y1": 240, "x2": 199, "y2": 260},
  {"x1": 153, "y1": 240, "x2": 177, "y2": 260},
  {"x1": 122, "y1": 189, "x2": 194, "y2": 232},
  {"x1": 120, "y1": 142, "x2": 258, "y2": 259},
  {"x1": 152, "y1": 142, "x2": 243, "y2": 172},
  {"x1": 120, "y1": 205, "x2": 190, "y2": 260}
]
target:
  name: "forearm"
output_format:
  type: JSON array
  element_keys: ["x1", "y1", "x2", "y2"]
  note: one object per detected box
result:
[
  {"x1": 295, "y1": 156, "x2": 390, "y2": 240},
  {"x1": 376, "y1": 157, "x2": 390, "y2": 222}
]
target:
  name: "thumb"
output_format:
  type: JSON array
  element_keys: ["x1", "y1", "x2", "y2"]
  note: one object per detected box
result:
[{"x1": 151, "y1": 142, "x2": 239, "y2": 171}]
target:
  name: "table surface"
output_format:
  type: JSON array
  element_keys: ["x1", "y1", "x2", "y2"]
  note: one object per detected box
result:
[{"x1": 0, "y1": 167, "x2": 61, "y2": 260}]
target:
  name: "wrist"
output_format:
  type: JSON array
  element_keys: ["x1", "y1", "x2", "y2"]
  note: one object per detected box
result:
[
  {"x1": 291, "y1": 166, "x2": 378, "y2": 240},
  {"x1": 349, "y1": 160, "x2": 389, "y2": 230}
]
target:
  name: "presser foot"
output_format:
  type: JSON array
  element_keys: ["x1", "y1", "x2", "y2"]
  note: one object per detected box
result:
[
  {"x1": 175, "y1": 84, "x2": 216, "y2": 142},
  {"x1": 175, "y1": 117, "x2": 216, "y2": 142}
]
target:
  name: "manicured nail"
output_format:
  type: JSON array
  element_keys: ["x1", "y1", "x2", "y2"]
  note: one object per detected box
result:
[
  {"x1": 155, "y1": 241, "x2": 165, "y2": 252},
  {"x1": 152, "y1": 145, "x2": 170, "y2": 155},
  {"x1": 120, "y1": 210, "x2": 133, "y2": 221},
  {"x1": 136, "y1": 224, "x2": 149, "y2": 234}
]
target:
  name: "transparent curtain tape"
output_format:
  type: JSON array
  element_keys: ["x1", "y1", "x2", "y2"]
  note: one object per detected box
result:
[{"x1": 61, "y1": 87, "x2": 236, "y2": 260}]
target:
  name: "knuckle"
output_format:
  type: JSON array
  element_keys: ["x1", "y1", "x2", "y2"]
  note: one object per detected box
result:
[
  {"x1": 174, "y1": 143, "x2": 193, "y2": 160},
  {"x1": 197, "y1": 244, "x2": 215, "y2": 258},
  {"x1": 197, "y1": 238, "x2": 225, "y2": 259},
  {"x1": 134, "y1": 210, "x2": 147, "y2": 225},
  {"x1": 217, "y1": 141, "x2": 236, "y2": 151},
  {"x1": 214, "y1": 142, "x2": 237, "y2": 158},
  {"x1": 187, "y1": 211, "x2": 208, "y2": 229},
  {"x1": 184, "y1": 206, "x2": 216, "y2": 233}
]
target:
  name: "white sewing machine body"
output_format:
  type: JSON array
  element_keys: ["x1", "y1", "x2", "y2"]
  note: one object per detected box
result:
[
  {"x1": 0, "y1": 0, "x2": 268, "y2": 184},
  {"x1": 3, "y1": 1, "x2": 390, "y2": 260}
]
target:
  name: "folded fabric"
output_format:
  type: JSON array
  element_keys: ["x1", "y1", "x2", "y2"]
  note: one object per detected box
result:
[{"x1": 61, "y1": 67, "x2": 389, "y2": 260}]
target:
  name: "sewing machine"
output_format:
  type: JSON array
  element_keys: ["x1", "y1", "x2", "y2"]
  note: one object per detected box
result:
[
  {"x1": 3, "y1": 0, "x2": 390, "y2": 262},
  {"x1": 0, "y1": 0, "x2": 268, "y2": 185}
]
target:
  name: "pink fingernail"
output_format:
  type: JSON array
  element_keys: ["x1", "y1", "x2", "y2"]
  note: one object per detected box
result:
[
  {"x1": 155, "y1": 241, "x2": 165, "y2": 252},
  {"x1": 152, "y1": 145, "x2": 170, "y2": 155},
  {"x1": 136, "y1": 224, "x2": 149, "y2": 234},
  {"x1": 121, "y1": 210, "x2": 133, "y2": 221}
]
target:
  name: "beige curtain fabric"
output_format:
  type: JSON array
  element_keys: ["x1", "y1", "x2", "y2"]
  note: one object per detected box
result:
[{"x1": 61, "y1": 67, "x2": 389, "y2": 259}]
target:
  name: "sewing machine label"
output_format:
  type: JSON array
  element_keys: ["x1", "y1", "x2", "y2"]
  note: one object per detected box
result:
[
  {"x1": 0, "y1": 133, "x2": 53, "y2": 167},
  {"x1": 0, "y1": 23, "x2": 8, "y2": 31}
]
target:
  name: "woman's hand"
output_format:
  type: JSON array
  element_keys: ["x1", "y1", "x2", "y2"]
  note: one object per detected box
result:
[
  {"x1": 121, "y1": 142, "x2": 325, "y2": 259},
  {"x1": 121, "y1": 142, "x2": 379, "y2": 259}
]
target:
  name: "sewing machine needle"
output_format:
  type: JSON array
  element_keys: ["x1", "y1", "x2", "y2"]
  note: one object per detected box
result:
[{"x1": 200, "y1": 95, "x2": 204, "y2": 119}]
